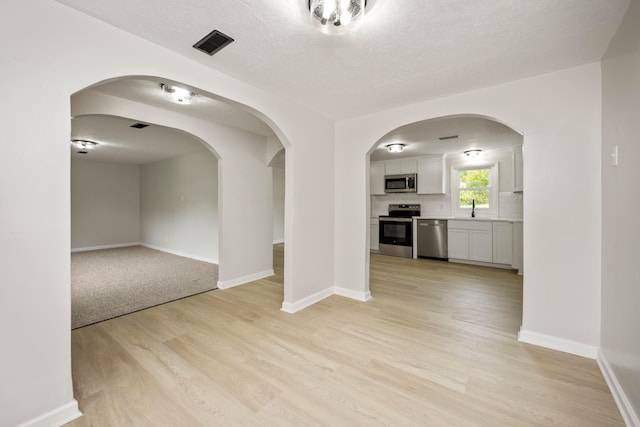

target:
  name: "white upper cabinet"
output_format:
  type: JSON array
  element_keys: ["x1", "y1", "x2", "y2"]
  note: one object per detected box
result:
[
  {"x1": 385, "y1": 159, "x2": 417, "y2": 175},
  {"x1": 370, "y1": 162, "x2": 386, "y2": 195},
  {"x1": 512, "y1": 145, "x2": 523, "y2": 192},
  {"x1": 417, "y1": 155, "x2": 446, "y2": 194}
]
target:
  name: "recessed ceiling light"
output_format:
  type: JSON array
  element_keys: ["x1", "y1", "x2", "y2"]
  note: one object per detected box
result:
[{"x1": 386, "y1": 143, "x2": 405, "y2": 153}]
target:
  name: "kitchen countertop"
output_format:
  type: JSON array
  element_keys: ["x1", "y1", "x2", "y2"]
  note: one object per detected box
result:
[{"x1": 413, "y1": 216, "x2": 523, "y2": 223}]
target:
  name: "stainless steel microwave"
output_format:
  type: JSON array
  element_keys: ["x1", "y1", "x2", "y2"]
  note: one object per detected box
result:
[{"x1": 384, "y1": 174, "x2": 417, "y2": 193}]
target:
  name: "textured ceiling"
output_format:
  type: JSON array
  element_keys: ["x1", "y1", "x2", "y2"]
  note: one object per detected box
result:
[{"x1": 55, "y1": 0, "x2": 629, "y2": 119}]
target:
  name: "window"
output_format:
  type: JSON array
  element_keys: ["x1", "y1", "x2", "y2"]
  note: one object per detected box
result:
[
  {"x1": 452, "y1": 163, "x2": 498, "y2": 217},
  {"x1": 459, "y1": 168, "x2": 490, "y2": 208}
]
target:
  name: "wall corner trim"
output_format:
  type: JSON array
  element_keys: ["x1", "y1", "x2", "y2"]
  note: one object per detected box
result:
[
  {"x1": 281, "y1": 287, "x2": 334, "y2": 313},
  {"x1": 217, "y1": 269, "x2": 274, "y2": 290},
  {"x1": 597, "y1": 349, "x2": 640, "y2": 427},
  {"x1": 517, "y1": 328, "x2": 599, "y2": 359},
  {"x1": 281, "y1": 286, "x2": 372, "y2": 314},
  {"x1": 334, "y1": 286, "x2": 372, "y2": 302},
  {"x1": 17, "y1": 400, "x2": 82, "y2": 427}
]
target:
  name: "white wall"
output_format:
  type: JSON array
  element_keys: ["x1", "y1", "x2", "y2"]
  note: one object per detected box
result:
[
  {"x1": 0, "y1": 1, "x2": 335, "y2": 425},
  {"x1": 71, "y1": 158, "x2": 140, "y2": 249},
  {"x1": 141, "y1": 151, "x2": 218, "y2": 263},
  {"x1": 272, "y1": 166, "x2": 285, "y2": 244},
  {"x1": 335, "y1": 64, "x2": 602, "y2": 358},
  {"x1": 601, "y1": 0, "x2": 640, "y2": 424}
]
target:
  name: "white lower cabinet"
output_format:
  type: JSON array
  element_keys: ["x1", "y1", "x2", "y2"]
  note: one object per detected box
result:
[
  {"x1": 512, "y1": 222, "x2": 523, "y2": 274},
  {"x1": 469, "y1": 229, "x2": 493, "y2": 262},
  {"x1": 492, "y1": 222, "x2": 513, "y2": 265},
  {"x1": 447, "y1": 228, "x2": 470, "y2": 259},
  {"x1": 447, "y1": 220, "x2": 492, "y2": 262}
]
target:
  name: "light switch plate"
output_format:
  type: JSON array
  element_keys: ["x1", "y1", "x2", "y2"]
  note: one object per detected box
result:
[{"x1": 611, "y1": 145, "x2": 619, "y2": 167}]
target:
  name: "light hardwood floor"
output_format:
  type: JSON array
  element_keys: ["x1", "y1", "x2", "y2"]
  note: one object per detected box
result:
[{"x1": 68, "y1": 245, "x2": 623, "y2": 426}]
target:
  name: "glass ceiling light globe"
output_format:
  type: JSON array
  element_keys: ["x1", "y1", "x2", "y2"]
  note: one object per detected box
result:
[
  {"x1": 161, "y1": 83, "x2": 196, "y2": 105},
  {"x1": 386, "y1": 143, "x2": 405, "y2": 153},
  {"x1": 309, "y1": 0, "x2": 366, "y2": 35}
]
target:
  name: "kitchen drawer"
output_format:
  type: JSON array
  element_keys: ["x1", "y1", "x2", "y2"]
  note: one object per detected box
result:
[{"x1": 448, "y1": 220, "x2": 492, "y2": 231}]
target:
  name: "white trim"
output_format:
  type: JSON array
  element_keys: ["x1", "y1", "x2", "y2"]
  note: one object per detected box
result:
[
  {"x1": 282, "y1": 286, "x2": 372, "y2": 313},
  {"x1": 140, "y1": 243, "x2": 218, "y2": 264},
  {"x1": 71, "y1": 242, "x2": 140, "y2": 252},
  {"x1": 217, "y1": 269, "x2": 275, "y2": 290},
  {"x1": 517, "y1": 328, "x2": 598, "y2": 359},
  {"x1": 17, "y1": 400, "x2": 82, "y2": 427},
  {"x1": 334, "y1": 286, "x2": 372, "y2": 302},
  {"x1": 597, "y1": 349, "x2": 640, "y2": 427},
  {"x1": 448, "y1": 258, "x2": 514, "y2": 270},
  {"x1": 273, "y1": 239, "x2": 285, "y2": 244},
  {"x1": 281, "y1": 287, "x2": 334, "y2": 313}
]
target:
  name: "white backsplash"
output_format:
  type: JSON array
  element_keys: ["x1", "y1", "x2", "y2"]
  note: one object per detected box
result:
[{"x1": 371, "y1": 192, "x2": 523, "y2": 219}]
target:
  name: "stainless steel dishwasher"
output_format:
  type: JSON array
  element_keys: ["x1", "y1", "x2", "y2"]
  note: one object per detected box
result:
[{"x1": 417, "y1": 219, "x2": 448, "y2": 260}]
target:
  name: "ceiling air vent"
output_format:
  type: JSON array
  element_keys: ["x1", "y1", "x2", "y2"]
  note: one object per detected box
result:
[
  {"x1": 438, "y1": 135, "x2": 459, "y2": 141},
  {"x1": 130, "y1": 123, "x2": 149, "y2": 129},
  {"x1": 193, "y1": 29, "x2": 234, "y2": 56}
]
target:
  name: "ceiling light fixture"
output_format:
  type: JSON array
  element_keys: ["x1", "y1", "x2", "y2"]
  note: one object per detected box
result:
[
  {"x1": 71, "y1": 139, "x2": 98, "y2": 154},
  {"x1": 161, "y1": 83, "x2": 197, "y2": 105},
  {"x1": 309, "y1": 0, "x2": 366, "y2": 35},
  {"x1": 464, "y1": 149, "x2": 482, "y2": 158},
  {"x1": 386, "y1": 143, "x2": 405, "y2": 153}
]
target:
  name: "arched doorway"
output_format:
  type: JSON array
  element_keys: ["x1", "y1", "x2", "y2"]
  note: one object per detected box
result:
[
  {"x1": 71, "y1": 76, "x2": 290, "y2": 317},
  {"x1": 366, "y1": 114, "x2": 524, "y2": 333}
]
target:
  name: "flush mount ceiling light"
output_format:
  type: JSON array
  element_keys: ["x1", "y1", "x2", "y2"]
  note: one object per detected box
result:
[
  {"x1": 71, "y1": 139, "x2": 98, "y2": 154},
  {"x1": 308, "y1": 0, "x2": 366, "y2": 35},
  {"x1": 464, "y1": 149, "x2": 482, "y2": 158},
  {"x1": 386, "y1": 143, "x2": 405, "y2": 153},
  {"x1": 160, "y1": 83, "x2": 197, "y2": 105}
]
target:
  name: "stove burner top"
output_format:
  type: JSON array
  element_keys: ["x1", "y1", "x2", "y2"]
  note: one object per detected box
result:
[{"x1": 385, "y1": 203, "x2": 421, "y2": 218}]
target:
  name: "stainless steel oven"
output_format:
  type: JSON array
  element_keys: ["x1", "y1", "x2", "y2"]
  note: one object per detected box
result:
[{"x1": 379, "y1": 204, "x2": 421, "y2": 258}]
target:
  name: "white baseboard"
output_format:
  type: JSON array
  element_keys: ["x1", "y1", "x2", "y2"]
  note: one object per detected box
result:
[
  {"x1": 18, "y1": 400, "x2": 82, "y2": 427},
  {"x1": 71, "y1": 242, "x2": 140, "y2": 252},
  {"x1": 217, "y1": 269, "x2": 275, "y2": 290},
  {"x1": 448, "y1": 258, "x2": 515, "y2": 270},
  {"x1": 597, "y1": 349, "x2": 640, "y2": 427},
  {"x1": 281, "y1": 287, "x2": 334, "y2": 313},
  {"x1": 140, "y1": 243, "x2": 218, "y2": 264},
  {"x1": 517, "y1": 328, "x2": 598, "y2": 359},
  {"x1": 334, "y1": 286, "x2": 372, "y2": 302},
  {"x1": 282, "y1": 286, "x2": 372, "y2": 313}
]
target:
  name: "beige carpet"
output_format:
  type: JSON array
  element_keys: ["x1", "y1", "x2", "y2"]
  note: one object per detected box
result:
[{"x1": 71, "y1": 246, "x2": 218, "y2": 329}]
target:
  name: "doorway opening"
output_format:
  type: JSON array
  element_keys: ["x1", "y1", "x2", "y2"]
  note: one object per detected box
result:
[
  {"x1": 70, "y1": 76, "x2": 291, "y2": 328},
  {"x1": 367, "y1": 114, "x2": 524, "y2": 334}
]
